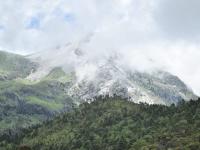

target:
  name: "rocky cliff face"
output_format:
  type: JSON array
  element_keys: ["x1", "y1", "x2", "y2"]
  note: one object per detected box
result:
[
  {"x1": 67, "y1": 58, "x2": 197, "y2": 105},
  {"x1": 27, "y1": 44, "x2": 197, "y2": 105}
]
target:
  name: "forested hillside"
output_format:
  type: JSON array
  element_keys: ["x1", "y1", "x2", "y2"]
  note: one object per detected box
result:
[{"x1": 1, "y1": 96, "x2": 200, "y2": 150}]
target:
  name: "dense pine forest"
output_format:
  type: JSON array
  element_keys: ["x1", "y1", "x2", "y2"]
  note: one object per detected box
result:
[{"x1": 0, "y1": 96, "x2": 200, "y2": 150}]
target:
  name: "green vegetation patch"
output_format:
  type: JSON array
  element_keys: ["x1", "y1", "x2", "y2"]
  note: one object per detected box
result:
[
  {"x1": 26, "y1": 96, "x2": 63, "y2": 110},
  {"x1": 0, "y1": 51, "x2": 38, "y2": 79},
  {"x1": 42, "y1": 67, "x2": 75, "y2": 83}
]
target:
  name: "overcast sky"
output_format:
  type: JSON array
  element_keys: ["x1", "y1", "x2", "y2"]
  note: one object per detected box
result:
[{"x1": 0, "y1": 0, "x2": 200, "y2": 95}]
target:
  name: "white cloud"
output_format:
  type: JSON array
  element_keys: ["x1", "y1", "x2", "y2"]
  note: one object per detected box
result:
[{"x1": 0, "y1": 0, "x2": 200, "y2": 95}]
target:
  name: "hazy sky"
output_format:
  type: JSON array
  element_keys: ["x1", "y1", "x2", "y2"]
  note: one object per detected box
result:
[{"x1": 0, "y1": 0, "x2": 200, "y2": 95}]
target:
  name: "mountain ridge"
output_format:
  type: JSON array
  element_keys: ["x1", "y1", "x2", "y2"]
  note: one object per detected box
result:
[{"x1": 0, "y1": 50, "x2": 197, "y2": 131}]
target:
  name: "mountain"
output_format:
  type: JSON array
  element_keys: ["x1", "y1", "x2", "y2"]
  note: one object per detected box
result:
[
  {"x1": 0, "y1": 51, "x2": 75, "y2": 131},
  {"x1": 66, "y1": 57, "x2": 197, "y2": 105},
  {"x1": 0, "y1": 50, "x2": 197, "y2": 131},
  {"x1": 1, "y1": 97, "x2": 200, "y2": 150},
  {"x1": 28, "y1": 46, "x2": 197, "y2": 105},
  {"x1": 0, "y1": 51, "x2": 38, "y2": 80}
]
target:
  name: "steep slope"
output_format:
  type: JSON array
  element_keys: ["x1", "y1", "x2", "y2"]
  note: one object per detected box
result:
[
  {"x1": 0, "y1": 51, "x2": 38, "y2": 80},
  {"x1": 0, "y1": 77, "x2": 75, "y2": 131},
  {"x1": 0, "y1": 52, "x2": 75, "y2": 130},
  {"x1": 26, "y1": 43, "x2": 197, "y2": 105},
  {"x1": 67, "y1": 58, "x2": 197, "y2": 105},
  {"x1": 1, "y1": 97, "x2": 200, "y2": 150},
  {"x1": 0, "y1": 50, "x2": 197, "y2": 131}
]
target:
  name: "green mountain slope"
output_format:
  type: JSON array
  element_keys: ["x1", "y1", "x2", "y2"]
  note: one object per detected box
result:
[
  {"x1": 0, "y1": 51, "x2": 76, "y2": 131},
  {"x1": 0, "y1": 51, "x2": 38, "y2": 80},
  {"x1": 1, "y1": 97, "x2": 200, "y2": 150},
  {"x1": 0, "y1": 79, "x2": 75, "y2": 130},
  {"x1": 46, "y1": 67, "x2": 66, "y2": 79}
]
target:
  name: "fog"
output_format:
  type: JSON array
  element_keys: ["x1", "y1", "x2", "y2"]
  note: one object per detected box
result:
[{"x1": 0, "y1": 0, "x2": 200, "y2": 95}]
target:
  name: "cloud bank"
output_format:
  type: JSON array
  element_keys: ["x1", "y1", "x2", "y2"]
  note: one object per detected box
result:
[{"x1": 0, "y1": 0, "x2": 200, "y2": 95}]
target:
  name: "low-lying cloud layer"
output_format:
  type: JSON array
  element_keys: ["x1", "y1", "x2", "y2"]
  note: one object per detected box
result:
[{"x1": 0, "y1": 0, "x2": 200, "y2": 95}]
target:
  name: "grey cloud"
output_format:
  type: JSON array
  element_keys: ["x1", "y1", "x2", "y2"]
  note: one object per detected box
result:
[{"x1": 154, "y1": 0, "x2": 200, "y2": 41}]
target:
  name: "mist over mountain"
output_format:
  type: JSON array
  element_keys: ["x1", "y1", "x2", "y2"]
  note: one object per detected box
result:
[
  {"x1": 1, "y1": 0, "x2": 200, "y2": 96},
  {"x1": 0, "y1": 49, "x2": 197, "y2": 133},
  {"x1": 0, "y1": 1, "x2": 200, "y2": 149},
  {"x1": 25, "y1": 43, "x2": 197, "y2": 105}
]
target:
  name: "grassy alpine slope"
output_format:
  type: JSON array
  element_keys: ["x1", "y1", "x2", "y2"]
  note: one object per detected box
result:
[
  {"x1": 1, "y1": 96, "x2": 200, "y2": 150},
  {"x1": 0, "y1": 51, "x2": 75, "y2": 131},
  {"x1": 0, "y1": 51, "x2": 38, "y2": 80}
]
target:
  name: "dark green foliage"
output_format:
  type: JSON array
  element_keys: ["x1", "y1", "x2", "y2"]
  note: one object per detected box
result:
[{"x1": 1, "y1": 97, "x2": 200, "y2": 150}]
